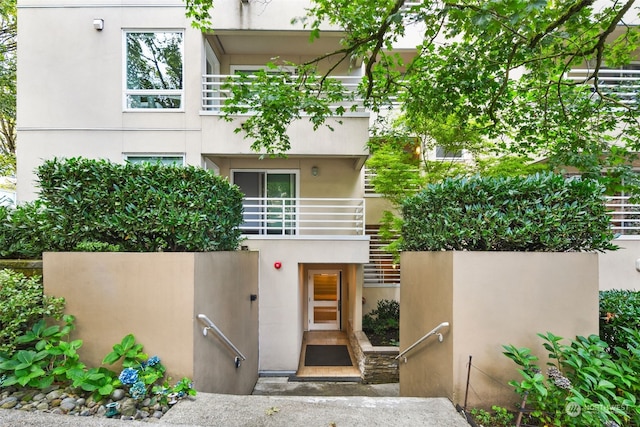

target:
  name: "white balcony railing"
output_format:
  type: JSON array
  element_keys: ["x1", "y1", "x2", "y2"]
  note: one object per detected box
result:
[
  {"x1": 202, "y1": 74, "x2": 367, "y2": 115},
  {"x1": 606, "y1": 195, "x2": 640, "y2": 237},
  {"x1": 565, "y1": 68, "x2": 640, "y2": 106},
  {"x1": 240, "y1": 197, "x2": 365, "y2": 236}
]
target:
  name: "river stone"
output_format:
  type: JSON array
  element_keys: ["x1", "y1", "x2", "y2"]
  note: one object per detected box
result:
[
  {"x1": 46, "y1": 389, "x2": 63, "y2": 401},
  {"x1": 36, "y1": 402, "x2": 49, "y2": 411},
  {"x1": 76, "y1": 398, "x2": 86, "y2": 407},
  {"x1": 153, "y1": 410, "x2": 163, "y2": 419},
  {"x1": 60, "y1": 397, "x2": 77, "y2": 412},
  {"x1": 32, "y1": 393, "x2": 46, "y2": 402},
  {"x1": 50, "y1": 398, "x2": 61, "y2": 407},
  {"x1": 0, "y1": 397, "x2": 18, "y2": 409},
  {"x1": 111, "y1": 389, "x2": 126, "y2": 401},
  {"x1": 120, "y1": 398, "x2": 137, "y2": 417}
]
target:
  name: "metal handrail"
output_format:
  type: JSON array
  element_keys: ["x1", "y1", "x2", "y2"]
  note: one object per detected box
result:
[
  {"x1": 395, "y1": 321, "x2": 450, "y2": 363},
  {"x1": 197, "y1": 314, "x2": 247, "y2": 368}
]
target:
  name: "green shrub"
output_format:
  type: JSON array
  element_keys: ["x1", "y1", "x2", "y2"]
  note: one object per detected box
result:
[
  {"x1": 0, "y1": 202, "x2": 52, "y2": 259},
  {"x1": 600, "y1": 289, "x2": 640, "y2": 353},
  {"x1": 36, "y1": 157, "x2": 244, "y2": 252},
  {"x1": 0, "y1": 269, "x2": 65, "y2": 355},
  {"x1": 504, "y1": 332, "x2": 640, "y2": 426},
  {"x1": 363, "y1": 299, "x2": 399, "y2": 345},
  {"x1": 402, "y1": 173, "x2": 616, "y2": 252}
]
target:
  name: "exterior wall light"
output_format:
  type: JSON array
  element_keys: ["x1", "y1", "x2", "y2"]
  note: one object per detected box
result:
[
  {"x1": 311, "y1": 166, "x2": 319, "y2": 176},
  {"x1": 93, "y1": 19, "x2": 104, "y2": 31}
]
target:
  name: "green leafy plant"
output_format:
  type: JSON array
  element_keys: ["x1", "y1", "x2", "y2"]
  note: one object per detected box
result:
[
  {"x1": 402, "y1": 173, "x2": 617, "y2": 252},
  {"x1": 362, "y1": 299, "x2": 399, "y2": 346},
  {"x1": 104, "y1": 334, "x2": 195, "y2": 403},
  {"x1": 0, "y1": 269, "x2": 64, "y2": 354},
  {"x1": 0, "y1": 315, "x2": 84, "y2": 388},
  {"x1": 102, "y1": 333, "x2": 148, "y2": 368},
  {"x1": 504, "y1": 332, "x2": 640, "y2": 426},
  {"x1": 74, "y1": 241, "x2": 122, "y2": 252},
  {"x1": 0, "y1": 202, "x2": 52, "y2": 259},
  {"x1": 600, "y1": 289, "x2": 640, "y2": 353}
]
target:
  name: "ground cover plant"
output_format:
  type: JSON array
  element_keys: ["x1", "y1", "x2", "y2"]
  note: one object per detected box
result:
[
  {"x1": 0, "y1": 268, "x2": 196, "y2": 419},
  {"x1": 402, "y1": 173, "x2": 616, "y2": 252},
  {"x1": 362, "y1": 299, "x2": 399, "y2": 346}
]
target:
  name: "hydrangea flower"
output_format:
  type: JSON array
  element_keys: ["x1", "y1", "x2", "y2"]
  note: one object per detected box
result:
[
  {"x1": 147, "y1": 356, "x2": 160, "y2": 367},
  {"x1": 130, "y1": 381, "x2": 147, "y2": 400},
  {"x1": 119, "y1": 367, "x2": 139, "y2": 385}
]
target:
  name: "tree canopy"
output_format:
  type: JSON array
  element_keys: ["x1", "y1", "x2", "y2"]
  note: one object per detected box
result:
[
  {"x1": 0, "y1": 0, "x2": 15, "y2": 155},
  {"x1": 186, "y1": 0, "x2": 639, "y2": 188}
]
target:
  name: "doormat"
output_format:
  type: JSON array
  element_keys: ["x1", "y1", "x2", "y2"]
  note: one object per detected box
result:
[{"x1": 304, "y1": 345, "x2": 353, "y2": 366}]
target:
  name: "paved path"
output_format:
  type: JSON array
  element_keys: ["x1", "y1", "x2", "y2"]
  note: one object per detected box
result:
[{"x1": 0, "y1": 379, "x2": 469, "y2": 427}]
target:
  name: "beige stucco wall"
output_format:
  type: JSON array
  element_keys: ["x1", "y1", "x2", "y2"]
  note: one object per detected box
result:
[
  {"x1": 243, "y1": 238, "x2": 368, "y2": 372},
  {"x1": 362, "y1": 285, "x2": 400, "y2": 315},
  {"x1": 599, "y1": 239, "x2": 640, "y2": 290},
  {"x1": 16, "y1": 1, "x2": 369, "y2": 202},
  {"x1": 193, "y1": 251, "x2": 259, "y2": 394},
  {"x1": 43, "y1": 251, "x2": 259, "y2": 394},
  {"x1": 399, "y1": 251, "x2": 599, "y2": 409}
]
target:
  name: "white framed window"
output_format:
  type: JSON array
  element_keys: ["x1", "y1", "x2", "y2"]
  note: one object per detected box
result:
[
  {"x1": 125, "y1": 154, "x2": 185, "y2": 166},
  {"x1": 124, "y1": 30, "x2": 184, "y2": 111}
]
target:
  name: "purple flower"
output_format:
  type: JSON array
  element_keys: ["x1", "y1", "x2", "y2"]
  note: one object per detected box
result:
[{"x1": 119, "y1": 367, "x2": 139, "y2": 385}]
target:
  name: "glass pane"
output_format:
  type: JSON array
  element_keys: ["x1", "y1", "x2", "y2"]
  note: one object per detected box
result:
[
  {"x1": 126, "y1": 32, "x2": 183, "y2": 109},
  {"x1": 126, "y1": 94, "x2": 182, "y2": 109},
  {"x1": 127, "y1": 156, "x2": 184, "y2": 166}
]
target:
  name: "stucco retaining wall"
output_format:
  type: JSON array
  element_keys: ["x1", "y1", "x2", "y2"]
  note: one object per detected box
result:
[
  {"x1": 43, "y1": 251, "x2": 259, "y2": 394},
  {"x1": 399, "y1": 251, "x2": 599, "y2": 409}
]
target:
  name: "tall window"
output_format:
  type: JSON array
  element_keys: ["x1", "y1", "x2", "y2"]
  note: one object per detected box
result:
[{"x1": 124, "y1": 31, "x2": 183, "y2": 110}]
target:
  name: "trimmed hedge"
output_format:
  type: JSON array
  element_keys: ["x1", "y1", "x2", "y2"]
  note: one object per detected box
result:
[
  {"x1": 0, "y1": 202, "x2": 51, "y2": 259},
  {"x1": 34, "y1": 157, "x2": 244, "y2": 252},
  {"x1": 402, "y1": 173, "x2": 616, "y2": 252}
]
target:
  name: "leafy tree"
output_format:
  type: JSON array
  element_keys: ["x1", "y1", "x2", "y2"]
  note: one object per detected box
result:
[
  {"x1": 184, "y1": 0, "x2": 640, "y2": 190},
  {"x1": 0, "y1": 0, "x2": 15, "y2": 154}
]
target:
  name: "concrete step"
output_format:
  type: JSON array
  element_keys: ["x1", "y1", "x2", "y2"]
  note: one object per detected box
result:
[
  {"x1": 161, "y1": 392, "x2": 470, "y2": 427},
  {"x1": 0, "y1": 380, "x2": 470, "y2": 427}
]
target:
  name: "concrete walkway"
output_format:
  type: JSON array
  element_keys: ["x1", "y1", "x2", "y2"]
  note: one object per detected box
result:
[{"x1": 0, "y1": 379, "x2": 469, "y2": 427}]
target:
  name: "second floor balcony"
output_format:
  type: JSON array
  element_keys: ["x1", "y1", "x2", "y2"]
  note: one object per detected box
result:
[
  {"x1": 201, "y1": 74, "x2": 367, "y2": 116},
  {"x1": 240, "y1": 197, "x2": 365, "y2": 237}
]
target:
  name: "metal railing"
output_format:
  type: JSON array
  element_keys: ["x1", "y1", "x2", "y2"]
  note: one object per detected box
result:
[
  {"x1": 395, "y1": 321, "x2": 449, "y2": 363},
  {"x1": 240, "y1": 197, "x2": 365, "y2": 236},
  {"x1": 197, "y1": 314, "x2": 247, "y2": 368},
  {"x1": 606, "y1": 195, "x2": 640, "y2": 237},
  {"x1": 201, "y1": 74, "x2": 367, "y2": 114},
  {"x1": 565, "y1": 68, "x2": 640, "y2": 106}
]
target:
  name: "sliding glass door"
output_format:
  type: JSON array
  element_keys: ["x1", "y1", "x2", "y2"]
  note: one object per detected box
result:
[{"x1": 233, "y1": 170, "x2": 298, "y2": 235}]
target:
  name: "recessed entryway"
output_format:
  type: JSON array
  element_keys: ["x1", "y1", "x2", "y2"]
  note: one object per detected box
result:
[{"x1": 295, "y1": 331, "x2": 361, "y2": 379}]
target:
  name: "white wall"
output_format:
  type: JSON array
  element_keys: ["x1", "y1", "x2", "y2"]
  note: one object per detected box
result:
[
  {"x1": 600, "y1": 239, "x2": 640, "y2": 291},
  {"x1": 244, "y1": 238, "x2": 368, "y2": 372}
]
